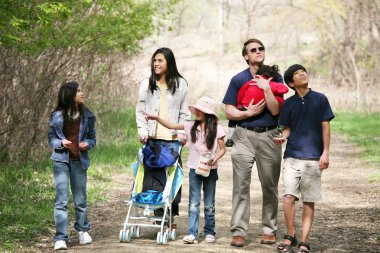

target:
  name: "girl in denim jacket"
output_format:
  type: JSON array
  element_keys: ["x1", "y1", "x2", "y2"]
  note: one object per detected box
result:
[{"x1": 48, "y1": 81, "x2": 96, "y2": 250}]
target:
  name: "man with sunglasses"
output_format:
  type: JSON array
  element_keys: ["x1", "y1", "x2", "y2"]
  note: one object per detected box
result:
[{"x1": 222, "y1": 38, "x2": 285, "y2": 247}]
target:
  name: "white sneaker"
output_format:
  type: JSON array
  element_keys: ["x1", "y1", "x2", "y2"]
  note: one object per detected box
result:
[
  {"x1": 205, "y1": 234, "x2": 216, "y2": 243},
  {"x1": 78, "y1": 231, "x2": 92, "y2": 245},
  {"x1": 183, "y1": 234, "x2": 198, "y2": 244},
  {"x1": 54, "y1": 240, "x2": 67, "y2": 250}
]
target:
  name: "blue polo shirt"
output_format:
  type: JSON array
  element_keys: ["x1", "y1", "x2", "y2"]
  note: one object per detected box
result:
[
  {"x1": 222, "y1": 68, "x2": 284, "y2": 128},
  {"x1": 279, "y1": 89, "x2": 335, "y2": 159}
]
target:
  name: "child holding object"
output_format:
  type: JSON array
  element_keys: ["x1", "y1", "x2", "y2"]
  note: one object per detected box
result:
[
  {"x1": 146, "y1": 96, "x2": 226, "y2": 244},
  {"x1": 48, "y1": 82, "x2": 96, "y2": 251}
]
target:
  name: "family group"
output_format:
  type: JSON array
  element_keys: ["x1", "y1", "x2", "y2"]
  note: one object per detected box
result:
[{"x1": 48, "y1": 38, "x2": 334, "y2": 253}]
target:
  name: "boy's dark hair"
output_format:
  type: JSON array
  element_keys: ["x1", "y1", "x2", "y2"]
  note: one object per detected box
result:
[
  {"x1": 284, "y1": 64, "x2": 307, "y2": 89},
  {"x1": 256, "y1": 64, "x2": 279, "y2": 79}
]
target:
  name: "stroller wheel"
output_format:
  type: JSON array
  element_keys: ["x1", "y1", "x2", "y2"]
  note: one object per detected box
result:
[
  {"x1": 162, "y1": 232, "x2": 168, "y2": 244},
  {"x1": 165, "y1": 228, "x2": 170, "y2": 239},
  {"x1": 156, "y1": 232, "x2": 162, "y2": 244},
  {"x1": 135, "y1": 226, "x2": 141, "y2": 238},
  {"x1": 119, "y1": 229, "x2": 131, "y2": 243},
  {"x1": 171, "y1": 229, "x2": 177, "y2": 240},
  {"x1": 130, "y1": 226, "x2": 135, "y2": 238}
]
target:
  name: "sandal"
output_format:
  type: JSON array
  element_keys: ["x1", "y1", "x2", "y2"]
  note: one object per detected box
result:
[
  {"x1": 277, "y1": 234, "x2": 298, "y2": 252},
  {"x1": 297, "y1": 242, "x2": 311, "y2": 253}
]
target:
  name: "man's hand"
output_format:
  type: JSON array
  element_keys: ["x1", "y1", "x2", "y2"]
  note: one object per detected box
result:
[
  {"x1": 245, "y1": 98, "x2": 265, "y2": 117},
  {"x1": 254, "y1": 75, "x2": 272, "y2": 91}
]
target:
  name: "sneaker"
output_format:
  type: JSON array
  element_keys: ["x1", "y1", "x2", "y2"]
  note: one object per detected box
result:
[
  {"x1": 225, "y1": 138, "x2": 234, "y2": 147},
  {"x1": 205, "y1": 234, "x2": 216, "y2": 243},
  {"x1": 183, "y1": 234, "x2": 198, "y2": 244},
  {"x1": 54, "y1": 240, "x2": 67, "y2": 250},
  {"x1": 78, "y1": 231, "x2": 92, "y2": 245}
]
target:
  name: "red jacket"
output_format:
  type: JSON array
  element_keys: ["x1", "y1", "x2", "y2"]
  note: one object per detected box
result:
[{"x1": 237, "y1": 76, "x2": 288, "y2": 109}]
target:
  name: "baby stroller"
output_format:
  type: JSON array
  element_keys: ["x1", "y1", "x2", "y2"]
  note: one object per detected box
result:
[{"x1": 119, "y1": 140, "x2": 184, "y2": 244}]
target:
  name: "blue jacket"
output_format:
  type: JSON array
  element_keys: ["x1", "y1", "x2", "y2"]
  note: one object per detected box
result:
[{"x1": 48, "y1": 109, "x2": 96, "y2": 169}]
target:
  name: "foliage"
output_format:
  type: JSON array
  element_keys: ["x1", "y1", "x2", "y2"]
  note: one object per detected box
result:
[
  {"x1": 0, "y1": 108, "x2": 139, "y2": 252},
  {"x1": 0, "y1": 0, "x2": 178, "y2": 163},
  {"x1": 0, "y1": 0, "x2": 177, "y2": 55},
  {"x1": 332, "y1": 112, "x2": 380, "y2": 177}
]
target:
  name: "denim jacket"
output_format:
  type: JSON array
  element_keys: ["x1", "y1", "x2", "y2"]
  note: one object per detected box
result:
[
  {"x1": 136, "y1": 78, "x2": 190, "y2": 138},
  {"x1": 48, "y1": 109, "x2": 96, "y2": 169}
]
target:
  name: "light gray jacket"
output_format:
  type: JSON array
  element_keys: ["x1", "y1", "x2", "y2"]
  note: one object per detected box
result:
[{"x1": 136, "y1": 78, "x2": 190, "y2": 138}]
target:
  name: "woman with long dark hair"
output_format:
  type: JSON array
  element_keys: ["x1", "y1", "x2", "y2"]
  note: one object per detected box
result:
[
  {"x1": 48, "y1": 81, "x2": 96, "y2": 250},
  {"x1": 136, "y1": 47, "x2": 189, "y2": 220}
]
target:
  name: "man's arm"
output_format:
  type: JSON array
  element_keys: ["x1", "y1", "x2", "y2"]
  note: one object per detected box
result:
[{"x1": 225, "y1": 99, "x2": 266, "y2": 121}]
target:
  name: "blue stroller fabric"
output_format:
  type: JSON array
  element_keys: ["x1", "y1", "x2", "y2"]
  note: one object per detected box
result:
[
  {"x1": 142, "y1": 143, "x2": 178, "y2": 170},
  {"x1": 132, "y1": 190, "x2": 163, "y2": 205}
]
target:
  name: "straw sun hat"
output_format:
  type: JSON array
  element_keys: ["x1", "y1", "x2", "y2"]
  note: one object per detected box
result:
[{"x1": 188, "y1": 96, "x2": 218, "y2": 119}]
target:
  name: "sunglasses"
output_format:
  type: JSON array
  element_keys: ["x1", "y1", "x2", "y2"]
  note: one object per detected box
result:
[{"x1": 250, "y1": 46, "x2": 265, "y2": 53}]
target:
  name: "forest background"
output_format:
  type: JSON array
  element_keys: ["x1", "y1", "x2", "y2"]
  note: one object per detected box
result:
[{"x1": 0, "y1": 0, "x2": 379, "y2": 251}]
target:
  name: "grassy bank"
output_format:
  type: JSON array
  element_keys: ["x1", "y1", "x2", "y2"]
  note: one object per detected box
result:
[
  {"x1": 331, "y1": 112, "x2": 380, "y2": 180},
  {"x1": 0, "y1": 108, "x2": 139, "y2": 252}
]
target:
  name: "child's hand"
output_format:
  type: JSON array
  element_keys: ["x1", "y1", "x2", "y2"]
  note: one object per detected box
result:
[
  {"x1": 79, "y1": 142, "x2": 88, "y2": 150},
  {"x1": 62, "y1": 139, "x2": 72, "y2": 148},
  {"x1": 273, "y1": 136, "x2": 286, "y2": 145},
  {"x1": 144, "y1": 113, "x2": 158, "y2": 121}
]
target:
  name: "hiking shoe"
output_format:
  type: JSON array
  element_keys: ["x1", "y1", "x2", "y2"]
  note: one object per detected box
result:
[
  {"x1": 54, "y1": 240, "x2": 67, "y2": 250},
  {"x1": 78, "y1": 231, "x2": 92, "y2": 245},
  {"x1": 230, "y1": 235, "x2": 245, "y2": 247},
  {"x1": 205, "y1": 234, "x2": 216, "y2": 243},
  {"x1": 183, "y1": 234, "x2": 198, "y2": 244},
  {"x1": 225, "y1": 138, "x2": 234, "y2": 147}
]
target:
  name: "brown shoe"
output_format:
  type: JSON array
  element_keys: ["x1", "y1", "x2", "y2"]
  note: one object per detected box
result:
[
  {"x1": 260, "y1": 234, "x2": 276, "y2": 244},
  {"x1": 230, "y1": 235, "x2": 245, "y2": 247}
]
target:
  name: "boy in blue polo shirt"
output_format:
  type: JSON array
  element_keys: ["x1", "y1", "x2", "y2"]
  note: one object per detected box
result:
[{"x1": 273, "y1": 64, "x2": 334, "y2": 253}]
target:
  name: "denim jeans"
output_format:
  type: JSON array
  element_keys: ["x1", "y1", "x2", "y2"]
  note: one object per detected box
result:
[
  {"x1": 53, "y1": 160, "x2": 91, "y2": 241},
  {"x1": 187, "y1": 168, "x2": 218, "y2": 239}
]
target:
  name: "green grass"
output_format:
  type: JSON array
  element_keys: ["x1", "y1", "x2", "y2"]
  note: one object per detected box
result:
[
  {"x1": 331, "y1": 111, "x2": 380, "y2": 180},
  {"x1": 0, "y1": 108, "x2": 140, "y2": 251}
]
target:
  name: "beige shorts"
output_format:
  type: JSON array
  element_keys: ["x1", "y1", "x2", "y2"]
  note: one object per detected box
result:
[{"x1": 282, "y1": 157, "x2": 323, "y2": 202}]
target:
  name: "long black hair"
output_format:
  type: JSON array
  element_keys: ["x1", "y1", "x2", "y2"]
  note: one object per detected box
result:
[
  {"x1": 53, "y1": 81, "x2": 84, "y2": 120},
  {"x1": 190, "y1": 114, "x2": 218, "y2": 150},
  {"x1": 148, "y1": 47, "x2": 185, "y2": 94}
]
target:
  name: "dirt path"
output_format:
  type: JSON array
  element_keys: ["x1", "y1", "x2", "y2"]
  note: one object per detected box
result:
[{"x1": 36, "y1": 130, "x2": 379, "y2": 253}]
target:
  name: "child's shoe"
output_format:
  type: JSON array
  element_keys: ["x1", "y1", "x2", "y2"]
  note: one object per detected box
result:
[
  {"x1": 205, "y1": 234, "x2": 216, "y2": 243},
  {"x1": 78, "y1": 231, "x2": 92, "y2": 245},
  {"x1": 183, "y1": 234, "x2": 198, "y2": 244},
  {"x1": 54, "y1": 240, "x2": 67, "y2": 250}
]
